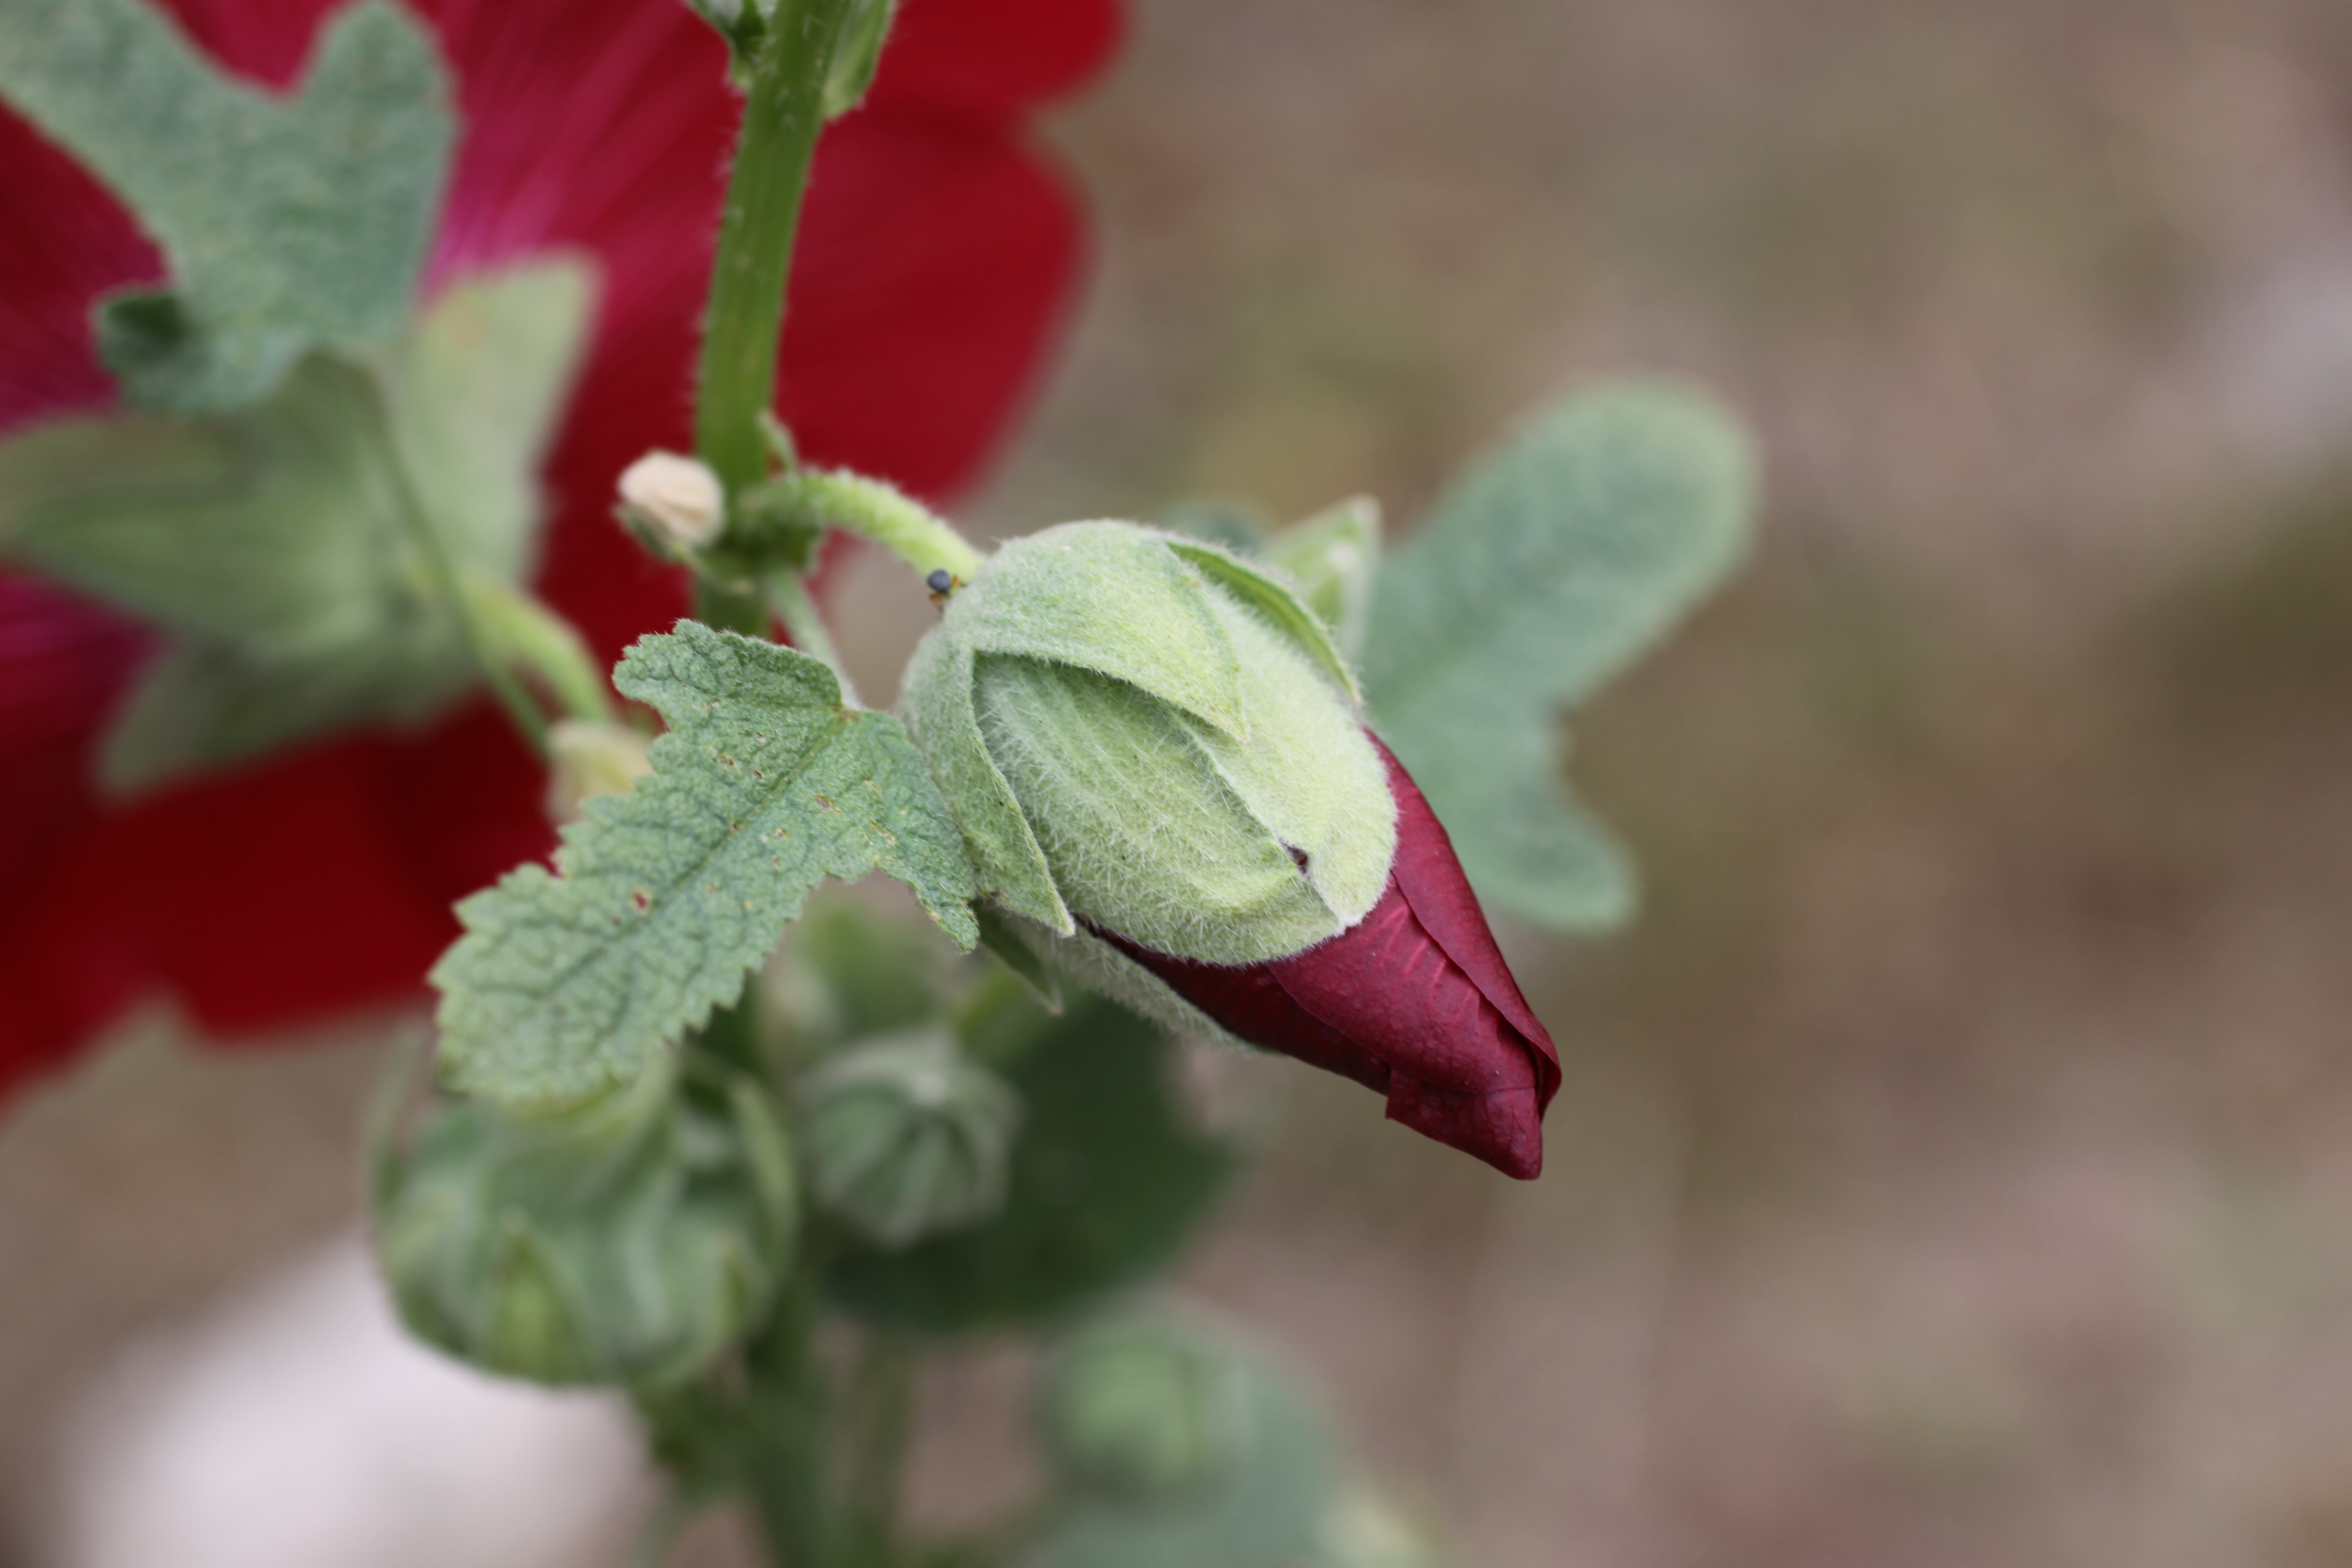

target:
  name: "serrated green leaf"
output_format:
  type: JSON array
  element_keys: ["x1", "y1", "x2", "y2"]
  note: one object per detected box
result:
[
  {"x1": 828, "y1": 990, "x2": 1230, "y2": 1336},
  {"x1": 0, "y1": 261, "x2": 593, "y2": 791},
  {"x1": 434, "y1": 623, "x2": 979, "y2": 1110},
  {"x1": 1363, "y1": 383, "x2": 1754, "y2": 931},
  {"x1": 0, "y1": 0, "x2": 453, "y2": 410}
]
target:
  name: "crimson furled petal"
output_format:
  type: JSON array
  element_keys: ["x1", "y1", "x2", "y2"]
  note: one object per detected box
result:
[
  {"x1": 0, "y1": 0, "x2": 1117, "y2": 1106},
  {"x1": 1101, "y1": 735, "x2": 1562, "y2": 1179}
]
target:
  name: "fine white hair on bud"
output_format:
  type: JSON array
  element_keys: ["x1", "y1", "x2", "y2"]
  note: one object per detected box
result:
[
  {"x1": 617, "y1": 450, "x2": 725, "y2": 549},
  {"x1": 900, "y1": 521, "x2": 1396, "y2": 967}
]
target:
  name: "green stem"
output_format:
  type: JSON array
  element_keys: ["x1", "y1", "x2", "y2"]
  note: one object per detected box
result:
[
  {"x1": 354, "y1": 372, "x2": 550, "y2": 756},
  {"x1": 743, "y1": 1239, "x2": 837, "y2": 1568},
  {"x1": 765, "y1": 567, "x2": 861, "y2": 707},
  {"x1": 693, "y1": 0, "x2": 858, "y2": 636},
  {"x1": 840, "y1": 1334, "x2": 918, "y2": 1568},
  {"x1": 753, "y1": 468, "x2": 983, "y2": 585},
  {"x1": 463, "y1": 577, "x2": 615, "y2": 724}
]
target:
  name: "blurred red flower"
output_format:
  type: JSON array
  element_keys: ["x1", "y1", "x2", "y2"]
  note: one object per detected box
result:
[
  {"x1": 0, "y1": 0, "x2": 1118, "y2": 1104},
  {"x1": 1102, "y1": 737, "x2": 1563, "y2": 1179}
]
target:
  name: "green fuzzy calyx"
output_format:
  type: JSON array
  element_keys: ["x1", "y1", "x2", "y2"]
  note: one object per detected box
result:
[{"x1": 902, "y1": 522, "x2": 1396, "y2": 966}]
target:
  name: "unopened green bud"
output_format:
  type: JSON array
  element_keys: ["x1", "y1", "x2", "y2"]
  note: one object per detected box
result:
[
  {"x1": 900, "y1": 522, "x2": 1397, "y2": 965},
  {"x1": 617, "y1": 450, "x2": 724, "y2": 551},
  {"x1": 374, "y1": 1057, "x2": 793, "y2": 1389},
  {"x1": 543, "y1": 718, "x2": 652, "y2": 822},
  {"x1": 801, "y1": 1030, "x2": 1021, "y2": 1249},
  {"x1": 1039, "y1": 1314, "x2": 1246, "y2": 1500}
]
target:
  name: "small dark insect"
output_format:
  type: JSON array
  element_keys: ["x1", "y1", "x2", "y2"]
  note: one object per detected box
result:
[{"x1": 926, "y1": 568, "x2": 963, "y2": 607}]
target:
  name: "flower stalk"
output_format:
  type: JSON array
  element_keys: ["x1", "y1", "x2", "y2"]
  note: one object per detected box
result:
[{"x1": 693, "y1": 0, "x2": 859, "y2": 636}]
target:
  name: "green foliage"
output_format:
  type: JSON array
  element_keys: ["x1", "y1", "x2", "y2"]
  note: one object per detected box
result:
[
  {"x1": 0, "y1": 0, "x2": 452, "y2": 410},
  {"x1": 1028, "y1": 1315, "x2": 1341, "y2": 1568},
  {"x1": 434, "y1": 623, "x2": 979, "y2": 1110},
  {"x1": 1364, "y1": 383, "x2": 1756, "y2": 931},
  {"x1": 375, "y1": 1056, "x2": 796, "y2": 1390},
  {"x1": 1264, "y1": 496, "x2": 1382, "y2": 663},
  {"x1": 1039, "y1": 1315, "x2": 1247, "y2": 1500},
  {"x1": 1157, "y1": 499, "x2": 1268, "y2": 554},
  {"x1": 828, "y1": 989, "x2": 1230, "y2": 1336},
  {"x1": 772, "y1": 890, "x2": 956, "y2": 1051},
  {"x1": 0, "y1": 262, "x2": 593, "y2": 791}
]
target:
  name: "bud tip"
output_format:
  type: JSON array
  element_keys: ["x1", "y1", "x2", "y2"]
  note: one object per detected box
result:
[{"x1": 618, "y1": 450, "x2": 725, "y2": 549}]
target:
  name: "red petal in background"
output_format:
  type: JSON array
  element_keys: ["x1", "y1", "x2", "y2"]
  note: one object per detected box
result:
[
  {"x1": 781, "y1": 115, "x2": 1086, "y2": 501},
  {"x1": 0, "y1": 0, "x2": 1115, "y2": 1103},
  {"x1": 867, "y1": 0, "x2": 1122, "y2": 118}
]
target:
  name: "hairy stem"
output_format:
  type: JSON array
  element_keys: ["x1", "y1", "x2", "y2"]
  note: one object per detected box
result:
[
  {"x1": 462, "y1": 576, "x2": 614, "y2": 723},
  {"x1": 693, "y1": 0, "x2": 858, "y2": 637},
  {"x1": 765, "y1": 566, "x2": 862, "y2": 707},
  {"x1": 750, "y1": 467, "x2": 984, "y2": 585}
]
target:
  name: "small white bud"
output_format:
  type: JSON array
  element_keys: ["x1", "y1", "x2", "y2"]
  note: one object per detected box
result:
[
  {"x1": 544, "y1": 720, "x2": 653, "y2": 823},
  {"x1": 617, "y1": 451, "x2": 724, "y2": 550}
]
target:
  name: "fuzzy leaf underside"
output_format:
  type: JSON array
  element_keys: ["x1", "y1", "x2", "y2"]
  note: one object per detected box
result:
[
  {"x1": 1364, "y1": 383, "x2": 1754, "y2": 931},
  {"x1": 0, "y1": 0, "x2": 453, "y2": 411},
  {"x1": 0, "y1": 263, "x2": 592, "y2": 791},
  {"x1": 435, "y1": 624, "x2": 979, "y2": 1109}
]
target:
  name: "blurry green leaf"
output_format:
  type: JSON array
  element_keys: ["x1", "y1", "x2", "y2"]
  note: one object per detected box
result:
[
  {"x1": 0, "y1": 262, "x2": 593, "y2": 791},
  {"x1": 775, "y1": 890, "x2": 956, "y2": 1051},
  {"x1": 1363, "y1": 384, "x2": 1755, "y2": 931},
  {"x1": 1158, "y1": 499, "x2": 1269, "y2": 554},
  {"x1": 98, "y1": 637, "x2": 469, "y2": 792},
  {"x1": 1028, "y1": 1315, "x2": 1338, "y2": 1568},
  {"x1": 828, "y1": 992, "x2": 1230, "y2": 1335},
  {"x1": 1264, "y1": 495, "x2": 1381, "y2": 663},
  {"x1": 0, "y1": 0, "x2": 453, "y2": 410},
  {"x1": 434, "y1": 623, "x2": 980, "y2": 1110}
]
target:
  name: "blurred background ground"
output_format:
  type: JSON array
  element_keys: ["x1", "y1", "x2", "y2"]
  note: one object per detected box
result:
[{"x1": 11, "y1": 0, "x2": 2352, "y2": 1563}]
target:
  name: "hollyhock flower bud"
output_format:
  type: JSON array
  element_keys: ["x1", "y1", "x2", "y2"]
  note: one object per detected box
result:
[
  {"x1": 800, "y1": 1029, "x2": 1022, "y2": 1248},
  {"x1": 1100, "y1": 738, "x2": 1561, "y2": 1179},
  {"x1": 902, "y1": 521, "x2": 1397, "y2": 963},
  {"x1": 376, "y1": 1056, "x2": 794, "y2": 1388},
  {"x1": 1039, "y1": 1314, "x2": 1245, "y2": 1499},
  {"x1": 901, "y1": 521, "x2": 1559, "y2": 1178},
  {"x1": 616, "y1": 450, "x2": 725, "y2": 551}
]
